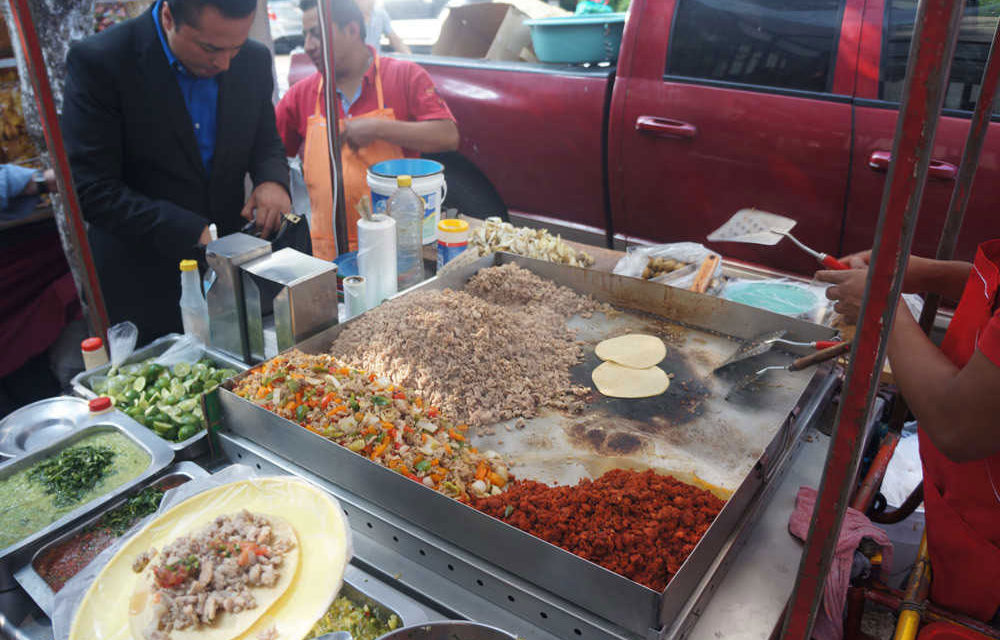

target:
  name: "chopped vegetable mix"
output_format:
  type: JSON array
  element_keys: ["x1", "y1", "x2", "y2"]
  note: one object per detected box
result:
[
  {"x1": 233, "y1": 351, "x2": 511, "y2": 501},
  {"x1": 306, "y1": 596, "x2": 401, "y2": 640},
  {"x1": 89, "y1": 358, "x2": 238, "y2": 442},
  {"x1": 98, "y1": 485, "x2": 165, "y2": 536}
]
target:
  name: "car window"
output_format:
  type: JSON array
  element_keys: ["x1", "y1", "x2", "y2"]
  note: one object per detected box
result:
[
  {"x1": 665, "y1": 0, "x2": 846, "y2": 93},
  {"x1": 881, "y1": 1, "x2": 1000, "y2": 114}
]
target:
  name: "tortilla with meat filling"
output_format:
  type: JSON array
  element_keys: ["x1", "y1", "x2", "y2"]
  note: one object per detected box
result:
[{"x1": 128, "y1": 511, "x2": 299, "y2": 640}]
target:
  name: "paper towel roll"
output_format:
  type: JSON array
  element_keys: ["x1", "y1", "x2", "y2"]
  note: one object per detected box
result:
[
  {"x1": 357, "y1": 214, "x2": 398, "y2": 307},
  {"x1": 344, "y1": 275, "x2": 368, "y2": 319}
]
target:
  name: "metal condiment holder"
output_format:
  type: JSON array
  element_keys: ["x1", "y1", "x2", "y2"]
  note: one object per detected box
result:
[
  {"x1": 205, "y1": 233, "x2": 272, "y2": 364},
  {"x1": 241, "y1": 248, "x2": 339, "y2": 362}
]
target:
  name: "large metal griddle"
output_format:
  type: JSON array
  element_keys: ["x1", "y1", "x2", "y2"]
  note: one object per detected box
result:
[{"x1": 216, "y1": 253, "x2": 838, "y2": 637}]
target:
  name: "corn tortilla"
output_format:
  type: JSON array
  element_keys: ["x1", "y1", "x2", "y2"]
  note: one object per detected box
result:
[{"x1": 594, "y1": 334, "x2": 666, "y2": 369}]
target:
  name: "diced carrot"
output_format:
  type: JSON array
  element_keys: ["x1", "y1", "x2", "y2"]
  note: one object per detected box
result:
[
  {"x1": 488, "y1": 472, "x2": 507, "y2": 488},
  {"x1": 456, "y1": 424, "x2": 469, "y2": 431},
  {"x1": 444, "y1": 444, "x2": 453, "y2": 455},
  {"x1": 284, "y1": 400, "x2": 297, "y2": 411},
  {"x1": 372, "y1": 436, "x2": 390, "y2": 459},
  {"x1": 414, "y1": 397, "x2": 423, "y2": 408},
  {"x1": 381, "y1": 421, "x2": 395, "y2": 430},
  {"x1": 431, "y1": 458, "x2": 440, "y2": 467},
  {"x1": 469, "y1": 447, "x2": 479, "y2": 454},
  {"x1": 475, "y1": 461, "x2": 488, "y2": 481},
  {"x1": 448, "y1": 429, "x2": 465, "y2": 442}
]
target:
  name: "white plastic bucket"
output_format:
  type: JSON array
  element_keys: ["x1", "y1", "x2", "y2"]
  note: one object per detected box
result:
[{"x1": 367, "y1": 159, "x2": 447, "y2": 245}]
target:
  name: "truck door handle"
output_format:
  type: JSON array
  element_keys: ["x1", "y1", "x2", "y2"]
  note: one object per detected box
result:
[
  {"x1": 636, "y1": 116, "x2": 697, "y2": 139},
  {"x1": 868, "y1": 150, "x2": 957, "y2": 180}
]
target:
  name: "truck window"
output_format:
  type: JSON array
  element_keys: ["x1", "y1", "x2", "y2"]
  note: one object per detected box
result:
[
  {"x1": 665, "y1": 0, "x2": 846, "y2": 94},
  {"x1": 882, "y1": 1, "x2": 1000, "y2": 114}
]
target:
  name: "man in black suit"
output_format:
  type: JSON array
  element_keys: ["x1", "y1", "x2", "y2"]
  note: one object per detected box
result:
[{"x1": 62, "y1": 0, "x2": 291, "y2": 341}]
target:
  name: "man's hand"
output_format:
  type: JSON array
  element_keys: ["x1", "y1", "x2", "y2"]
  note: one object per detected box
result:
[
  {"x1": 342, "y1": 118, "x2": 382, "y2": 151},
  {"x1": 839, "y1": 249, "x2": 871, "y2": 269},
  {"x1": 816, "y1": 268, "x2": 869, "y2": 322},
  {"x1": 240, "y1": 181, "x2": 291, "y2": 238}
]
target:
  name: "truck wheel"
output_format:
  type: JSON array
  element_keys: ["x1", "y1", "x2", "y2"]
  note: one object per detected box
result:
[{"x1": 424, "y1": 152, "x2": 509, "y2": 221}]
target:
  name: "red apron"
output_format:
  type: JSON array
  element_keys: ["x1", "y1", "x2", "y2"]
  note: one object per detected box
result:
[{"x1": 921, "y1": 238, "x2": 1000, "y2": 620}]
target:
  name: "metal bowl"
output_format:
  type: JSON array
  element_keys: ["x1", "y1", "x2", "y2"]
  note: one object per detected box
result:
[{"x1": 377, "y1": 622, "x2": 519, "y2": 640}]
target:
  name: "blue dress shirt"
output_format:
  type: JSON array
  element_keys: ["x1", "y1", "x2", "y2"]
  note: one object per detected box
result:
[
  {"x1": 152, "y1": 0, "x2": 219, "y2": 174},
  {"x1": 0, "y1": 163, "x2": 35, "y2": 212}
]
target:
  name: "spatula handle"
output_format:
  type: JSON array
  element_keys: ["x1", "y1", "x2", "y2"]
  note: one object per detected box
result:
[
  {"x1": 789, "y1": 340, "x2": 852, "y2": 371},
  {"x1": 819, "y1": 254, "x2": 851, "y2": 270},
  {"x1": 814, "y1": 340, "x2": 843, "y2": 350}
]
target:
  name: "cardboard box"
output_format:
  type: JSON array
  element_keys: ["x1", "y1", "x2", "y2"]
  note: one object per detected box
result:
[{"x1": 432, "y1": 0, "x2": 567, "y2": 61}]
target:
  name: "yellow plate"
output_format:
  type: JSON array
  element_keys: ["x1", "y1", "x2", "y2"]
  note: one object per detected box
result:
[{"x1": 70, "y1": 476, "x2": 350, "y2": 640}]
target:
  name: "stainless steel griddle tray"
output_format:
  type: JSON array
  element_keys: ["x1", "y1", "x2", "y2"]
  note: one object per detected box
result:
[{"x1": 218, "y1": 253, "x2": 838, "y2": 637}]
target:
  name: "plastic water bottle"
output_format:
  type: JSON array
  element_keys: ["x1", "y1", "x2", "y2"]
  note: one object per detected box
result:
[
  {"x1": 386, "y1": 175, "x2": 426, "y2": 290},
  {"x1": 179, "y1": 259, "x2": 210, "y2": 343}
]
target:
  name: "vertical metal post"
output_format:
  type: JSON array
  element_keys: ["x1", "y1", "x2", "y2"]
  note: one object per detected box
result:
[
  {"x1": 317, "y1": 0, "x2": 350, "y2": 256},
  {"x1": 7, "y1": 0, "x2": 110, "y2": 338},
  {"x1": 852, "y1": 17, "x2": 1000, "y2": 516},
  {"x1": 918, "y1": 17, "x2": 1000, "y2": 331},
  {"x1": 780, "y1": 0, "x2": 964, "y2": 637}
]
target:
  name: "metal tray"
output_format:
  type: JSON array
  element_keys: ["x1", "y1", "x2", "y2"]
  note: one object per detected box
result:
[
  {"x1": 0, "y1": 397, "x2": 92, "y2": 459},
  {"x1": 14, "y1": 461, "x2": 209, "y2": 616},
  {"x1": 339, "y1": 563, "x2": 429, "y2": 629},
  {"x1": 217, "y1": 253, "x2": 838, "y2": 637},
  {"x1": 70, "y1": 333, "x2": 248, "y2": 459},
  {"x1": 0, "y1": 415, "x2": 174, "y2": 585}
]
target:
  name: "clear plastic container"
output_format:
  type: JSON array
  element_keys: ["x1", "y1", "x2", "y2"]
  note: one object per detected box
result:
[
  {"x1": 386, "y1": 175, "x2": 426, "y2": 290},
  {"x1": 178, "y1": 260, "x2": 209, "y2": 343}
]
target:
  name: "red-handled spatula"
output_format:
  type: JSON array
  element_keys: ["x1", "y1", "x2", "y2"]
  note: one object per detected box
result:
[{"x1": 707, "y1": 209, "x2": 851, "y2": 270}]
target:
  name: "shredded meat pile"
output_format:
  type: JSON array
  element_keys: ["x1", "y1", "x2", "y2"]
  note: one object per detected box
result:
[
  {"x1": 472, "y1": 469, "x2": 725, "y2": 591},
  {"x1": 134, "y1": 510, "x2": 294, "y2": 639},
  {"x1": 330, "y1": 264, "x2": 610, "y2": 427}
]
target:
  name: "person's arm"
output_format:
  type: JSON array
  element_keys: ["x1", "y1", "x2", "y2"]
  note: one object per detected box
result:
[
  {"x1": 62, "y1": 40, "x2": 209, "y2": 254},
  {"x1": 387, "y1": 29, "x2": 411, "y2": 55},
  {"x1": 835, "y1": 250, "x2": 971, "y2": 301},
  {"x1": 245, "y1": 47, "x2": 292, "y2": 237},
  {"x1": 275, "y1": 83, "x2": 305, "y2": 158},
  {"x1": 343, "y1": 118, "x2": 458, "y2": 153},
  {"x1": 342, "y1": 64, "x2": 459, "y2": 152},
  {"x1": 0, "y1": 163, "x2": 36, "y2": 210},
  {"x1": 885, "y1": 304, "x2": 1000, "y2": 462}
]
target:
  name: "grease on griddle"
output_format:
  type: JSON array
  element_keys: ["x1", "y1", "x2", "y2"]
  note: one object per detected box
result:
[{"x1": 568, "y1": 422, "x2": 645, "y2": 456}]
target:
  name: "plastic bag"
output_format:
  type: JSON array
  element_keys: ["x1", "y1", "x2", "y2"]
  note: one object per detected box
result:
[
  {"x1": 153, "y1": 333, "x2": 207, "y2": 366},
  {"x1": 106, "y1": 321, "x2": 138, "y2": 373},
  {"x1": 612, "y1": 242, "x2": 723, "y2": 291},
  {"x1": 721, "y1": 278, "x2": 834, "y2": 324},
  {"x1": 53, "y1": 465, "x2": 354, "y2": 640}
]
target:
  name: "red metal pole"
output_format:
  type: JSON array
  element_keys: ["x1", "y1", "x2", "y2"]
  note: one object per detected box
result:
[
  {"x1": 780, "y1": 0, "x2": 964, "y2": 637},
  {"x1": 7, "y1": 0, "x2": 110, "y2": 338},
  {"x1": 316, "y1": 0, "x2": 349, "y2": 256}
]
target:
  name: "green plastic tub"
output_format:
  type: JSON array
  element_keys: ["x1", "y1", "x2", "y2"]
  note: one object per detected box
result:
[{"x1": 524, "y1": 13, "x2": 626, "y2": 64}]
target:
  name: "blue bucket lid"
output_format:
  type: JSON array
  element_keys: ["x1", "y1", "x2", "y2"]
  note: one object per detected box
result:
[
  {"x1": 524, "y1": 12, "x2": 627, "y2": 26},
  {"x1": 369, "y1": 158, "x2": 444, "y2": 178}
]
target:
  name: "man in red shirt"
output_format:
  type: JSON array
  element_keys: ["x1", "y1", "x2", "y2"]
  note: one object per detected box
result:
[
  {"x1": 275, "y1": 0, "x2": 458, "y2": 258},
  {"x1": 818, "y1": 245, "x2": 1000, "y2": 622}
]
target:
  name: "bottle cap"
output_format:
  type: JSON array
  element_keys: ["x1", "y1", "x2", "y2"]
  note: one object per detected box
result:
[
  {"x1": 437, "y1": 219, "x2": 469, "y2": 233},
  {"x1": 81, "y1": 337, "x2": 104, "y2": 352},
  {"x1": 396, "y1": 175, "x2": 412, "y2": 188},
  {"x1": 89, "y1": 396, "x2": 112, "y2": 412},
  {"x1": 179, "y1": 259, "x2": 198, "y2": 272}
]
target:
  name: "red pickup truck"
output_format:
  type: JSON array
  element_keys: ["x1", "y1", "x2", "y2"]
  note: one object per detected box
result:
[{"x1": 293, "y1": 0, "x2": 1000, "y2": 275}]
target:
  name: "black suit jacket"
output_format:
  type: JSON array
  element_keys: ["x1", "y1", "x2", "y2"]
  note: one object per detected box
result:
[{"x1": 62, "y1": 8, "x2": 288, "y2": 341}]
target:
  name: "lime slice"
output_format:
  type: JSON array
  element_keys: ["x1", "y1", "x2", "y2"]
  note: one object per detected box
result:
[
  {"x1": 173, "y1": 362, "x2": 191, "y2": 378},
  {"x1": 132, "y1": 376, "x2": 146, "y2": 392}
]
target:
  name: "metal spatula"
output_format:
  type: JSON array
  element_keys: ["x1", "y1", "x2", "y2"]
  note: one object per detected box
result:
[
  {"x1": 725, "y1": 340, "x2": 852, "y2": 401},
  {"x1": 714, "y1": 329, "x2": 844, "y2": 372},
  {"x1": 707, "y1": 209, "x2": 850, "y2": 270}
]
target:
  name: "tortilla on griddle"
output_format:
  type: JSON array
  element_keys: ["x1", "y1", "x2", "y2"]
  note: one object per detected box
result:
[
  {"x1": 595, "y1": 334, "x2": 666, "y2": 369},
  {"x1": 128, "y1": 514, "x2": 300, "y2": 640},
  {"x1": 592, "y1": 361, "x2": 670, "y2": 398}
]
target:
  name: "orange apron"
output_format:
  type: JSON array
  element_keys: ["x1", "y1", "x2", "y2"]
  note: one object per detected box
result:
[
  {"x1": 921, "y1": 239, "x2": 1000, "y2": 621},
  {"x1": 302, "y1": 55, "x2": 404, "y2": 259}
]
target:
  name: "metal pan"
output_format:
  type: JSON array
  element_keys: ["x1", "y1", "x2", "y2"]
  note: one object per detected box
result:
[
  {"x1": 0, "y1": 397, "x2": 91, "y2": 460},
  {"x1": 13, "y1": 461, "x2": 208, "y2": 616},
  {"x1": 71, "y1": 333, "x2": 248, "y2": 459},
  {"x1": 218, "y1": 253, "x2": 839, "y2": 636},
  {"x1": 0, "y1": 415, "x2": 174, "y2": 588}
]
